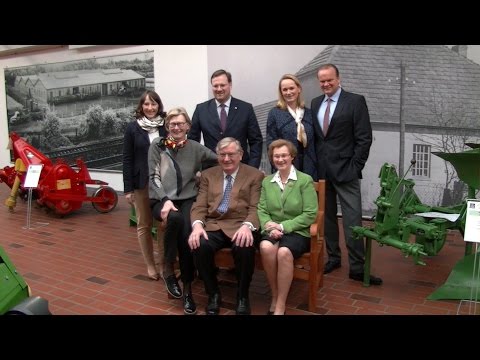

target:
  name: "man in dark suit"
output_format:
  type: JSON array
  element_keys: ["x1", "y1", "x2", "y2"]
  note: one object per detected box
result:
[
  {"x1": 311, "y1": 64, "x2": 382, "y2": 285},
  {"x1": 188, "y1": 137, "x2": 264, "y2": 315},
  {"x1": 189, "y1": 69, "x2": 263, "y2": 168}
]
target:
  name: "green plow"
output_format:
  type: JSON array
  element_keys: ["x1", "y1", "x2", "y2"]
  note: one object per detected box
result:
[
  {"x1": 353, "y1": 144, "x2": 480, "y2": 301},
  {"x1": 428, "y1": 252, "x2": 480, "y2": 300}
]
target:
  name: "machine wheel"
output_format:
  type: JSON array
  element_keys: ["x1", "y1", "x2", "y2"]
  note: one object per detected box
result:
[{"x1": 92, "y1": 186, "x2": 118, "y2": 213}]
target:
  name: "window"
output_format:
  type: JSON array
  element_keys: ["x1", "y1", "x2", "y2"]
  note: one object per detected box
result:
[{"x1": 412, "y1": 144, "x2": 431, "y2": 177}]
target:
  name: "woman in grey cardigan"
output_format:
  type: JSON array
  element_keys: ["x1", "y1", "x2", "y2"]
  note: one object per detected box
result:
[{"x1": 149, "y1": 107, "x2": 218, "y2": 315}]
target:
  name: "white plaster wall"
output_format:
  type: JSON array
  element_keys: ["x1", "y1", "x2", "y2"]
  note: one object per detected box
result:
[
  {"x1": 207, "y1": 45, "x2": 327, "y2": 106},
  {"x1": 361, "y1": 130, "x2": 477, "y2": 213},
  {"x1": 0, "y1": 45, "x2": 208, "y2": 192}
]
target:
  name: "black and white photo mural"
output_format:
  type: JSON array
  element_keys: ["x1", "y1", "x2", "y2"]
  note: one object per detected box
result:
[{"x1": 4, "y1": 50, "x2": 154, "y2": 171}]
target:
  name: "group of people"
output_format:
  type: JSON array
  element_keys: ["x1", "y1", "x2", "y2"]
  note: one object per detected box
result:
[{"x1": 122, "y1": 64, "x2": 382, "y2": 316}]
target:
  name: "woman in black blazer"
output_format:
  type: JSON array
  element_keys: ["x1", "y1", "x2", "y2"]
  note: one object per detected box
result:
[
  {"x1": 266, "y1": 74, "x2": 318, "y2": 180},
  {"x1": 123, "y1": 90, "x2": 167, "y2": 281}
]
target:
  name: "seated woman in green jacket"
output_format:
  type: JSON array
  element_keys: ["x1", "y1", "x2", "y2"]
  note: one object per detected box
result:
[{"x1": 257, "y1": 139, "x2": 318, "y2": 315}]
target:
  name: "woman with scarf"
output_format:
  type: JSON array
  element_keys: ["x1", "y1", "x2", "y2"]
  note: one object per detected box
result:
[
  {"x1": 123, "y1": 90, "x2": 167, "y2": 281},
  {"x1": 148, "y1": 107, "x2": 218, "y2": 315},
  {"x1": 266, "y1": 74, "x2": 318, "y2": 180}
]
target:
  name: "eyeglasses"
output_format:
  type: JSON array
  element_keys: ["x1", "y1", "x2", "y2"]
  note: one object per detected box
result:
[
  {"x1": 273, "y1": 154, "x2": 292, "y2": 160},
  {"x1": 168, "y1": 122, "x2": 187, "y2": 129},
  {"x1": 218, "y1": 152, "x2": 239, "y2": 159}
]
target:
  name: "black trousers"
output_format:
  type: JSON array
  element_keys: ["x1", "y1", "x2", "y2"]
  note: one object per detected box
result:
[
  {"x1": 193, "y1": 230, "x2": 258, "y2": 298},
  {"x1": 151, "y1": 197, "x2": 195, "y2": 283}
]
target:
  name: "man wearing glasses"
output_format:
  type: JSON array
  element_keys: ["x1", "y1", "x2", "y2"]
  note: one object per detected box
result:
[{"x1": 188, "y1": 137, "x2": 264, "y2": 315}]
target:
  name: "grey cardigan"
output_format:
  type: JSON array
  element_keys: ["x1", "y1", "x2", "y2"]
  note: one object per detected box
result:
[{"x1": 148, "y1": 138, "x2": 218, "y2": 203}]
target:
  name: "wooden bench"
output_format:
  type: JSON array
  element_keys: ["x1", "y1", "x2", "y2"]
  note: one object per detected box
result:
[
  {"x1": 129, "y1": 180, "x2": 326, "y2": 313},
  {"x1": 214, "y1": 180, "x2": 325, "y2": 313}
]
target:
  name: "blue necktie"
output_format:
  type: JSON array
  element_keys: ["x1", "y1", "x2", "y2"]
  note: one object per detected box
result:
[{"x1": 217, "y1": 175, "x2": 232, "y2": 214}]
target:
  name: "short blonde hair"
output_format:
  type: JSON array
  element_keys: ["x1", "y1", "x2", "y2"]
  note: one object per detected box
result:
[
  {"x1": 165, "y1": 107, "x2": 192, "y2": 128},
  {"x1": 268, "y1": 139, "x2": 297, "y2": 163}
]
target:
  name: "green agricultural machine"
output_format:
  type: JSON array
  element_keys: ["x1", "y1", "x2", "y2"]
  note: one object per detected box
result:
[
  {"x1": 353, "y1": 144, "x2": 480, "y2": 301},
  {"x1": 0, "y1": 245, "x2": 51, "y2": 315}
]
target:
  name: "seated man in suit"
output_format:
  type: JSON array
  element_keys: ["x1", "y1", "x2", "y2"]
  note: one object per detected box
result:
[{"x1": 188, "y1": 137, "x2": 264, "y2": 315}]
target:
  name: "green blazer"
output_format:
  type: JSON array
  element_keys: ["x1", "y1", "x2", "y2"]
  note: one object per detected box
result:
[{"x1": 257, "y1": 170, "x2": 318, "y2": 238}]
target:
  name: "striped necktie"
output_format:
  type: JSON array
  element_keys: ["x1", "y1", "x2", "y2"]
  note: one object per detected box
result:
[{"x1": 217, "y1": 175, "x2": 232, "y2": 214}]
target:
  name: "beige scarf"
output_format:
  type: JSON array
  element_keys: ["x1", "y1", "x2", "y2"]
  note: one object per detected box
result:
[
  {"x1": 288, "y1": 106, "x2": 307, "y2": 147},
  {"x1": 137, "y1": 116, "x2": 164, "y2": 133}
]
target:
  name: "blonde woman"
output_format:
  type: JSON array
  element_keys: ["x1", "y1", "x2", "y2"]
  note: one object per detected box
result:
[{"x1": 148, "y1": 107, "x2": 218, "y2": 315}]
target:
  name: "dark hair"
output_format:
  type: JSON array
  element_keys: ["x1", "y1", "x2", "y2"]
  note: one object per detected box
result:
[
  {"x1": 317, "y1": 63, "x2": 340, "y2": 78},
  {"x1": 135, "y1": 90, "x2": 167, "y2": 119},
  {"x1": 211, "y1": 69, "x2": 232, "y2": 83},
  {"x1": 268, "y1": 139, "x2": 297, "y2": 163}
]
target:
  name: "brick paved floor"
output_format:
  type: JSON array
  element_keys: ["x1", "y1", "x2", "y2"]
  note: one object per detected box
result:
[{"x1": 0, "y1": 184, "x2": 468, "y2": 315}]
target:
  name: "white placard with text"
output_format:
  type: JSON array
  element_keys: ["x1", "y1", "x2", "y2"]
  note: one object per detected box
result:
[
  {"x1": 464, "y1": 199, "x2": 480, "y2": 243},
  {"x1": 23, "y1": 164, "x2": 43, "y2": 188}
]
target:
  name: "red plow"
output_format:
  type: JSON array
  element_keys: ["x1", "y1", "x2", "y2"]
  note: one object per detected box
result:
[{"x1": 0, "y1": 132, "x2": 118, "y2": 216}]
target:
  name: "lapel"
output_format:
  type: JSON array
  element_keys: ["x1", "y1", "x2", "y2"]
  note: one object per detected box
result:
[
  {"x1": 281, "y1": 180, "x2": 295, "y2": 206},
  {"x1": 230, "y1": 163, "x2": 244, "y2": 201},
  {"x1": 208, "y1": 100, "x2": 222, "y2": 131},
  {"x1": 313, "y1": 95, "x2": 325, "y2": 138},
  {"x1": 225, "y1": 98, "x2": 239, "y2": 131},
  {"x1": 327, "y1": 90, "x2": 347, "y2": 135},
  {"x1": 135, "y1": 121, "x2": 150, "y2": 143},
  {"x1": 213, "y1": 168, "x2": 225, "y2": 207}
]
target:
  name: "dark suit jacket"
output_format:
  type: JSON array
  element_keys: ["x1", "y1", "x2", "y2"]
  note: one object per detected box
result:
[
  {"x1": 190, "y1": 163, "x2": 264, "y2": 239},
  {"x1": 189, "y1": 97, "x2": 263, "y2": 168},
  {"x1": 122, "y1": 120, "x2": 166, "y2": 193},
  {"x1": 311, "y1": 90, "x2": 372, "y2": 183}
]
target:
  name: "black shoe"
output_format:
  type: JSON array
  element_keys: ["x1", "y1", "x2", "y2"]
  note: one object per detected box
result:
[
  {"x1": 266, "y1": 310, "x2": 274, "y2": 315},
  {"x1": 163, "y1": 274, "x2": 183, "y2": 298},
  {"x1": 349, "y1": 272, "x2": 383, "y2": 286},
  {"x1": 235, "y1": 297, "x2": 251, "y2": 315},
  {"x1": 324, "y1": 260, "x2": 341, "y2": 274},
  {"x1": 206, "y1": 293, "x2": 221, "y2": 315},
  {"x1": 183, "y1": 293, "x2": 197, "y2": 315}
]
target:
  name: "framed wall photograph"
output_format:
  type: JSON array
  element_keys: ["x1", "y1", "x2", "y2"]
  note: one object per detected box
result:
[{"x1": 4, "y1": 50, "x2": 155, "y2": 171}]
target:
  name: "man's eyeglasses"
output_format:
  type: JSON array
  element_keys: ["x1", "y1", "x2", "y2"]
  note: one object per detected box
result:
[{"x1": 218, "y1": 152, "x2": 239, "y2": 159}]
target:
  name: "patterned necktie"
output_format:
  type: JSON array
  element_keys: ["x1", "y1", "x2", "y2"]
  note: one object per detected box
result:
[
  {"x1": 323, "y1": 98, "x2": 332, "y2": 136},
  {"x1": 220, "y1": 104, "x2": 227, "y2": 132},
  {"x1": 217, "y1": 174, "x2": 232, "y2": 214}
]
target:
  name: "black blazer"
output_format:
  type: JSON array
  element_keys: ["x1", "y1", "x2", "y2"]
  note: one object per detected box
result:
[
  {"x1": 266, "y1": 106, "x2": 318, "y2": 180},
  {"x1": 123, "y1": 120, "x2": 166, "y2": 193},
  {"x1": 311, "y1": 90, "x2": 372, "y2": 183},
  {"x1": 189, "y1": 97, "x2": 263, "y2": 168}
]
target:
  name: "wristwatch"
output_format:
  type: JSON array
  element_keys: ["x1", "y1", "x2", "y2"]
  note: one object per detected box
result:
[{"x1": 242, "y1": 222, "x2": 256, "y2": 231}]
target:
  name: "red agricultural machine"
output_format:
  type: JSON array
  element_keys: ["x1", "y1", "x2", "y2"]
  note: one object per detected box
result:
[{"x1": 0, "y1": 132, "x2": 118, "y2": 216}]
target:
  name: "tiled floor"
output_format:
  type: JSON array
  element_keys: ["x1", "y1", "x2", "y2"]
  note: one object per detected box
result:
[{"x1": 0, "y1": 184, "x2": 468, "y2": 315}]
